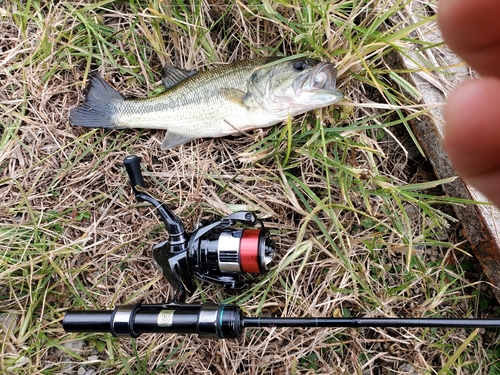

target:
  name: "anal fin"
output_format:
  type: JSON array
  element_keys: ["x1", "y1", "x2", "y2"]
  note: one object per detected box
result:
[{"x1": 161, "y1": 131, "x2": 195, "y2": 149}]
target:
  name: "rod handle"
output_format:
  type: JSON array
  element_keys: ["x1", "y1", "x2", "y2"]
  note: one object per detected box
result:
[{"x1": 63, "y1": 304, "x2": 243, "y2": 339}]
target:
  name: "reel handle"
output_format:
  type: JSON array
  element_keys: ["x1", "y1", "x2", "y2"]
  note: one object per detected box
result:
[{"x1": 123, "y1": 156, "x2": 188, "y2": 253}]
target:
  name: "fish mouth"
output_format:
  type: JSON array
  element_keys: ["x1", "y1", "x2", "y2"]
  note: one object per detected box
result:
[{"x1": 293, "y1": 62, "x2": 340, "y2": 94}]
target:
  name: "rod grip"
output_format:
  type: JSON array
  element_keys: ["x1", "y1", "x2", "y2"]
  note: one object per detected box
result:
[
  {"x1": 123, "y1": 155, "x2": 145, "y2": 190},
  {"x1": 63, "y1": 304, "x2": 243, "y2": 339},
  {"x1": 63, "y1": 310, "x2": 114, "y2": 333}
]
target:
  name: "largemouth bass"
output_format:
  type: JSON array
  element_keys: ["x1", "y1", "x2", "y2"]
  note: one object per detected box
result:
[{"x1": 69, "y1": 57, "x2": 343, "y2": 149}]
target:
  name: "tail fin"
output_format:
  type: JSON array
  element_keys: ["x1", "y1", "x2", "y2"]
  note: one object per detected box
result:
[{"x1": 69, "y1": 73, "x2": 123, "y2": 129}]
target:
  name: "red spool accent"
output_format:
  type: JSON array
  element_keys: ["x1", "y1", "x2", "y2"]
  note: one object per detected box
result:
[{"x1": 239, "y1": 229, "x2": 261, "y2": 273}]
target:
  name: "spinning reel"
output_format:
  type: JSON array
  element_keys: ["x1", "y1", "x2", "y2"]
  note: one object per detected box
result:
[
  {"x1": 123, "y1": 156, "x2": 275, "y2": 302},
  {"x1": 63, "y1": 156, "x2": 500, "y2": 340}
]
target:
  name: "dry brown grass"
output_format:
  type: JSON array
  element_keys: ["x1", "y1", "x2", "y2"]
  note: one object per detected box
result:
[{"x1": 1, "y1": 1, "x2": 499, "y2": 374}]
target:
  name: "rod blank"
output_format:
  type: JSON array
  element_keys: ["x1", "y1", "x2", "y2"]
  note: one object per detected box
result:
[{"x1": 242, "y1": 317, "x2": 500, "y2": 329}]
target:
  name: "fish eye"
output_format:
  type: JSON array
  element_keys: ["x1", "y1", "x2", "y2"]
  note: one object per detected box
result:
[{"x1": 293, "y1": 60, "x2": 309, "y2": 72}]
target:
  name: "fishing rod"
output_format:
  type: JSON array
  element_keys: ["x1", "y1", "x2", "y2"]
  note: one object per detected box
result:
[
  {"x1": 63, "y1": 302, "x2": 500, "y2": 338},
  {"x1": 63, "y1": 155, "x2": 500, "y2": 339}
]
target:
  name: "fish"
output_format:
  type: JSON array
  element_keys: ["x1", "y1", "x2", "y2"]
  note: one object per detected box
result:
[{"x1": 69, "y1": 57, "x2": 343, "y2": 149}]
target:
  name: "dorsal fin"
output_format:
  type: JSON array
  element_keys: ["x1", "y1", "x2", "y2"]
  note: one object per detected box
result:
[{"x1": 161, "y1": 65, "x2": 198, "y2": 89}]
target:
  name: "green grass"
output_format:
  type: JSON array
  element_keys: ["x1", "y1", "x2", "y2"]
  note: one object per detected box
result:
[{"x1": 1, "y1": 0, "x2": 499, "y2": 373}]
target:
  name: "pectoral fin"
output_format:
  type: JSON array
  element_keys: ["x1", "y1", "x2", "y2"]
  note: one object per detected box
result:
[
  {"x1": 161, "y1": 65, "x2": 198, "y2": 89},
  {"x1": 220, "y1": 88, "x2": 249, "y2": 108},
  {"x1": 161, "y1": 131, "x2": 195, "y2": 149}
]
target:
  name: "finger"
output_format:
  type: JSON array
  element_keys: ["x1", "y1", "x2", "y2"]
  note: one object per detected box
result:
[
  {"x1": 443, "y1": 78, "x2": 500, "y2": 206},
  {"x1": 438, "y1": 0, "x2": 500, "y2": 77}
]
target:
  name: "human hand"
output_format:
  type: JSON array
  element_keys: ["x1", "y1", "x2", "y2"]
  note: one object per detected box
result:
[{"x1": 438, "y1": 0, "x2": 500, "y2": 207}]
